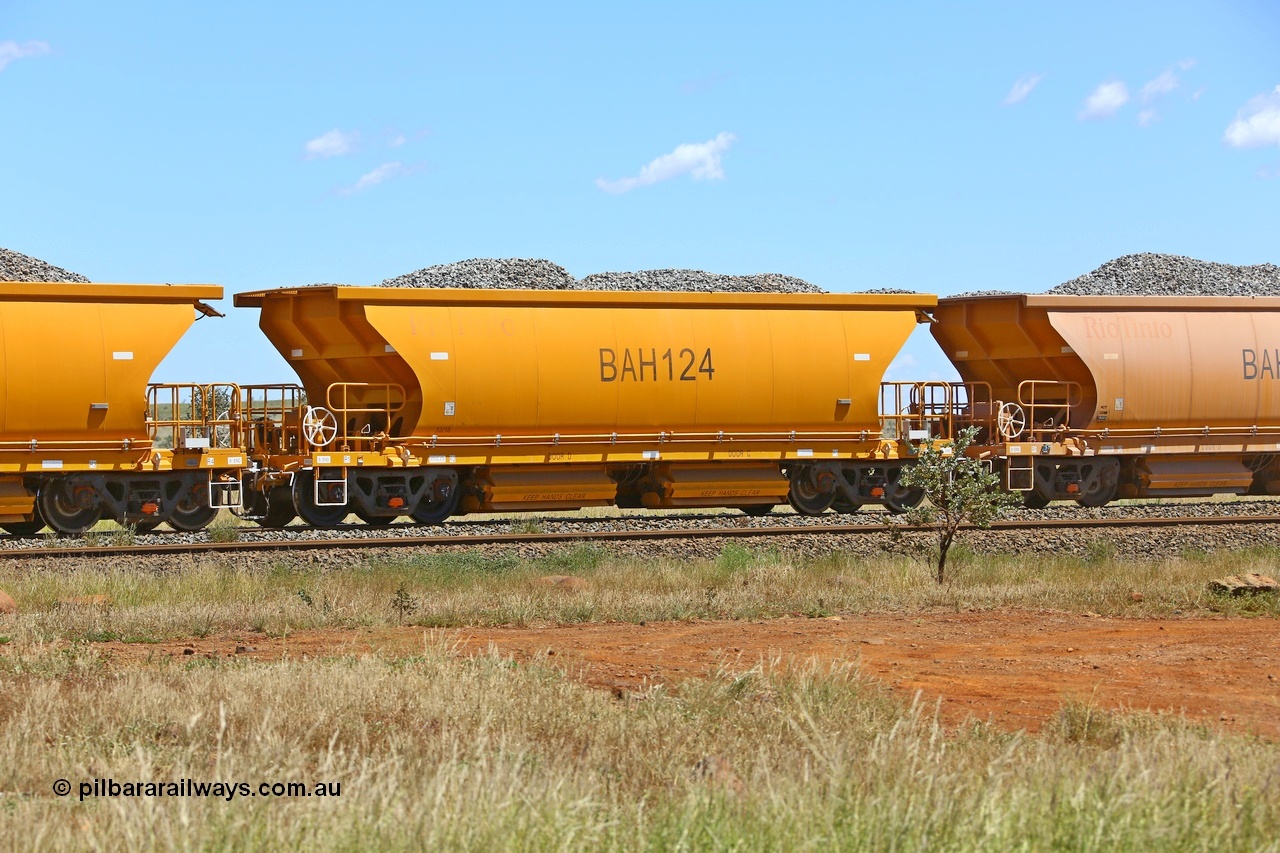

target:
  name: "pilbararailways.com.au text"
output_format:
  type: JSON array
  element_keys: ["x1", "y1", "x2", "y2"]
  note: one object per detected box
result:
[{"x1": 53, "y1": 778, "x2": 341, "y2": 802}]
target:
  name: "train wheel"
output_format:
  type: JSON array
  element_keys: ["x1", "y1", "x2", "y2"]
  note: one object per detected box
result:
[
  {"x1": 258, "y1": 486, "x2": 297, "y2": 529},
  {"x1": 883, "y1": 484, "x2": 925, "y2": 515},
  {"x1": 788, "y1": 479, "x2": 834, "y2": 516},
  {"x1": 355, "y1": 509, "x2": 395, "y2": 527},
  {"x1": 292, "y1": 470, "x2": 349, "y2": 527},
  {"x1": 1075, "y1": 484, "x2": 1116, "y2": 509},
  {"x1": 37, "y1": 481, "x2": 102, "y2": 536},
  {"x1": 1021, "y1": 489, "x2": 1052, "y2": 509},
  {"x1": 1075, "y1": 462, "x2": 1119, "y2": 508},
  {"x1": 2, "y1": 505, "x2": 45, "y2": 537},
  {"x1": 168, "y1": 485, "x2": 219, "y2": 532},
  {"x1": 169, "y1": 504, "x2": 219, "y2": 532},
  {"x1": 411, "y1": 484, "x2": 460, "y2": 525},
  {"x1": 740, "y1": 504, "x2": 775, "y2": 517},
  {"x1": 831, "y1": 498, "x2": 862, "y2": 515}
]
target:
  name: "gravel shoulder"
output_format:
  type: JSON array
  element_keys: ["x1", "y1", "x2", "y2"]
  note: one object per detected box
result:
[{"x1": 7, "y1": 499, "x2": 1278, "y2": 557}]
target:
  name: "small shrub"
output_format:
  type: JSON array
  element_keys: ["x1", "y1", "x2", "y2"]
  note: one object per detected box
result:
[
  {"x1": 716, "y1": 544, "x2": 757, "y2": 571},
  {"x1": 896, "y1": 426, "x2": 1022, "y2": 583},
  {"x1": 391, "y1": 582, "x2": 419, "y2": 625},
  {"x1": 1082, "y1": 539, "x2": 1116, "y2": 564}
]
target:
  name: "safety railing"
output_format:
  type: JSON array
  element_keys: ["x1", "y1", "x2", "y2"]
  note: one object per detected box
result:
[
  {"x1": 940, "y1": 380, "x2": 1081, "y2": 445},
  {"x1": 239, "y1": 384, "x2": 307, "y2": 456},
  {"x1": 290, "y1": 382, "x2": 407, "y2": 453},
  {"x1": 1011, "y1": 380, "x2": 1081, "y2": 441},
  {"x1": 878, "y1": 381, "x2": 962, "y2": 442},
  {"x1": 146, "y1": 383, "x2": 242, "y2": 450}
]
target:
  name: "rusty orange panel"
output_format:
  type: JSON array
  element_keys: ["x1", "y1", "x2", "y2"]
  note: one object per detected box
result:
[{"x1": 935, "y1": 294, "x2": 1280, "y2": 431}]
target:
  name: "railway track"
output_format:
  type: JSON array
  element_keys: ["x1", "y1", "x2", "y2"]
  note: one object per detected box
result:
[{"x1": 5, "y1": 512, "x2": 1280, "y2": 560}]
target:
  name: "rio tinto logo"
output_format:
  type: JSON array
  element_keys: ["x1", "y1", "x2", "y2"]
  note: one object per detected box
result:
[{"x1": 1082, "y1": 316, "x2": 1175, "y2": 339}]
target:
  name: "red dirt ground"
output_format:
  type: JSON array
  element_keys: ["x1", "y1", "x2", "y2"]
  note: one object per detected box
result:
[{"x1": 92, "y1": 610, "x2": 1280, "y2": 739}]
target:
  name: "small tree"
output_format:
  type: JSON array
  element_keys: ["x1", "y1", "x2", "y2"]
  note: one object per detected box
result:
[{"x1": 895, "y1": 426, "x2": 1022, "y2": 584}]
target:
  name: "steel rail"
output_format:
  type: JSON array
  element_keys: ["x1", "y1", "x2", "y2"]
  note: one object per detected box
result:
[{"x1": 3, "y1": 513, "x2": 1280, "y2": 560}]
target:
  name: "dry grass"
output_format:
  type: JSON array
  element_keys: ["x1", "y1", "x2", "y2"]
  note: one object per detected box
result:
[
  {"x1": 0, "y1": 641, "x2": 1276, "y2": 850},
  {"x1": 2, "y1": 545, "x2": 1278, "y2": 848},
  {"x1": 0, "y1": 544, "x2": 1276, "y2": 645}
]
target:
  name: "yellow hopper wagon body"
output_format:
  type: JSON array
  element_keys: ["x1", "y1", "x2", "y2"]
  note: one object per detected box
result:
[{"x1": 234, "y1": 286, "x2": 939, "y2": 526}]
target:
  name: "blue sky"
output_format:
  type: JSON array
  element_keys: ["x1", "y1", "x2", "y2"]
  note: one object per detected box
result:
[{"x1": 3, "y1": 1, "x2": 1278, "y2": 383}]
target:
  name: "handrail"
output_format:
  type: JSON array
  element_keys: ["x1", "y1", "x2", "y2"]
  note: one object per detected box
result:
[
  {"x1": 239, "y1": 384, "x2": 306, "y2": 455},
  {"x1": 146, "y1": 383, "x2": 243, "y2": 449},
  {"x1": 0, "y1": 439, "x2": 154, "y2": 450},
  {"x1": 315, "y1": 382, "x2": 408, "y2": 452},
  {"x1": 325, "y1": 382, "x2": 406, "y2": 416},
  {"x1": 1075, "y1": 425, "x2": 1280, "y2": 438},
  {"x1": 394, "y1": 428, "x2": 896, "y2": 449},
  {"x1": 879, "y1": 381, "x2": 966, "y2": 441}
]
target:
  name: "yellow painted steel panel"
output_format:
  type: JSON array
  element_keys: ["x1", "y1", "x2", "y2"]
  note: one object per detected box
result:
[
  {"x1": 237, "y1": 286, "x2": 936, "y2": 311},
  {"x1": 0, "y1": 478, "x2": 35, "y2": 522},
  {"x1": 467, "y1": 464, "x2": 617, "y2": 511},
  {"x1": 245, "y1": 287, "x2": 931, "y2": 458},
  {"x1": 0, "y1": 282, "x2": 220, "y2": 301},
  {"x1": 931, "y1": 296, "x2": 1094, "y2": 412},
  {"x1": 365, "y1": 300, "x2": 920, "y2": 437},
  {"x1": 0, "y1": 293, "x2": 211, "y2": 445}
]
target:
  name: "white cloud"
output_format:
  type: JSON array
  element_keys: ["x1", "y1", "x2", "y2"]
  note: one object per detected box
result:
[
  {"x1": 0, "y1": 40, "x2": 50, "y2": 72},
  {"x1": 1079, "y1": 80, "x2": 1129, "y2": 120},
  {"x1": 337, "y1": 161, "x2": 422, "y2": 196},
  {"x1": 304, "y1": 129, "x2": 359, "y2": 159},
  {"x1": 388, "y1": 133, "x2": 407, "y2": 148},
  {"x1": 1177, "y1": 58, "x2": 1197, "y2": 72},
  {"x1": 1002, "y1": 73, "x2": 1043, "y2": 106},
  {"x1": 1137, "y1": 108, "x2": 1159, "y2": 127},
  {"x1": 1141, "y1": 69, "x2": 1179, "y2": 102},
  {"x1": 1224, "y1": 86, "x2": 1280, "y2": 148},
  {"x1": 595, "y1": 132, "x2": 737, "y2": 194}
]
